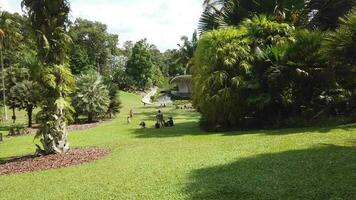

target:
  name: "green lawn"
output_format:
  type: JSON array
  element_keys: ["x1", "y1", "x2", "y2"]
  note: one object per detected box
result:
[{"x1": 0, "y1": 92, "x2": 356, "y2": 199}]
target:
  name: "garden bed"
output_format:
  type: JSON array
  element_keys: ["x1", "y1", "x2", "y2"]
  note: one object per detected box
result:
[
  {"x1": 0, "y1": 147, "x2": 111, "y2": 176},
  {"x1": 8, "y1": 120, "x2": 111, "y2": 136}
]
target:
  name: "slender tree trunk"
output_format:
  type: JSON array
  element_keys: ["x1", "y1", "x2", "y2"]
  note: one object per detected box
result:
[
  {"x1": 0, "y1": 37, "x2": 7, "y2": 121},
  {"x1": 12, "y1": 107, "x2": 16, "y2": 124},
  {"x1": 27, "y1": 105, "x2": 33, "y2": 128}
]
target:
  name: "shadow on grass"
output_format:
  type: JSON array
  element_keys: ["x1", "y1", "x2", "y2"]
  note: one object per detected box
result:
[
  {"x1": 184, "y1": 144, "x2": 356, "y2": 200},
  {"x1": 0, "y1": 125, "x2": 10, "y2": 132},
  {"x1": 133, "y1": 121, "x2": 205, "y2": 138},
  {"x1": 132, "y1": 117, "x2": 356, "y2": 138},
  {"x1": 132, "y1": 105, "x2": 356, "y2": 138}
]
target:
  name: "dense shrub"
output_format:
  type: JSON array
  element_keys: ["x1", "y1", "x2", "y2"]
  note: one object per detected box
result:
[
  {"x1": 193, "y1": 27, "x2": 252, "y2": 127},
  {"x1": 324, "y1": 8, "x2": 356, "y2": 92},
  {"x1": 253, "y1": 30, "x2": 348, "y2": 125},
  {"x1": 72, "y1": 72, "x2": 110, "y2": 122},
  {"x1": 193, "y1": 17, "x2": 295, "y2": 128},
  {"x1": 193, "y1": 15, "x2": 356, "y2": 129}
]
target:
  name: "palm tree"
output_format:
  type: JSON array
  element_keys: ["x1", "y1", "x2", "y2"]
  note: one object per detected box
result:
[
  {"x1": 307, "y1": 0, "x2": 356, "y2": 30},
  {"x1": 22, "y1": 0, "x2": 74, "y2": 154},
  {"x1": 199, "y1": 0, "x2": 305, "y2": 33},
  {"x1": 177, "y1": 31, "x2": 198, "y2": 74},
  {"x1": 201, "y1": 0, "x2": 356, "y2": 32}
]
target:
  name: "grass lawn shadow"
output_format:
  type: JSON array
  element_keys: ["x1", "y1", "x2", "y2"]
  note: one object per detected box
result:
[
  {"x1": 132, "y1": 105, "x2": 356, "y2": 138},
  {"x1": 0, "y1": 125, "x2": 10, "y2": 132},
  {"x1": 132, "y1": 121, "x2": 205, "y2": 138},
  {"x1": 184, "y1": 144, "x2": 356, "y2": 200}
]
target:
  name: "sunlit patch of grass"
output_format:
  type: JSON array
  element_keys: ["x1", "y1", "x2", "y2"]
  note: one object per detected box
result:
[{"x1": 0, "y1": 91, "x2": 355, "y2": 200}]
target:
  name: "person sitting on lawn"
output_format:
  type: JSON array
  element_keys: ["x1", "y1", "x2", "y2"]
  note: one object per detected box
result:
[
  {"x1": 164, "y1": 120, "x2": 169, "y2": 127},
  {"x1": 139, "y1": 120, "x2": 146, "y2": 128},
  {"x1": 167, "y1": 117, "x2": 174, "y2": 127},
  {"x1": 156, "y1": 110, "x2": 164, "y2": 127}
]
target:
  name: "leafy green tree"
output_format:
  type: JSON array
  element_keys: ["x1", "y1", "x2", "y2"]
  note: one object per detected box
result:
[
  {"x1": 69, "y1": 44, "x2": 94, "y2": 75},
  {"x1": 10, "y1": 80, "x2": 39, "y2": 127},
  {"x1": 22, "y1": 0, "x2": 75, "y2": 154},
  {"x1": 163, "y1": 49, "x2": 185, "y2": 76},
  {"x1": 126, "y1": 39, "x2": 155, "y2": 88},
  {"x1": 0, "y1": 11, "x2": 36, "y2": 123},
  {"x1": 0, "y1": 12, "x2": 29, "y2": 69},
  {"x1": 5, "y1": 67, "x2": 30, "y2": 123},
  {"x1": 112, "y1": 67, "x2": 134, "y2": 90},
  {"x1": 72, "y1": 72, "x2": 110, "y2": 123},
  {"x1": 69, "y1": 18, "x2": 119, "y2": 75}
]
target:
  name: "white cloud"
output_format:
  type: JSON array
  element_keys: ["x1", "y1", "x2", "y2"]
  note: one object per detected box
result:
[
  {"x1": 0, "y1": 0, "x2": 203, "y2": 51},
  {"x1": 0, "y1": 0, "x2": 22, "y2": 13}
]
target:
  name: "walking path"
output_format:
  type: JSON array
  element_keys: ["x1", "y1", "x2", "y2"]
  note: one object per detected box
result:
[{"x1": 141, "y1": 87, "x2": 158, "y2": 105}]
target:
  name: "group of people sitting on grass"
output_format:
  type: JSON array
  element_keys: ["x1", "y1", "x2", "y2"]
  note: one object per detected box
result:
[
  {"x1": 155, "y1": 110, "x2": 174, "y2": 128},
  {"x1": 139, "y1": 110, "x2": 174, "y2": 129}
]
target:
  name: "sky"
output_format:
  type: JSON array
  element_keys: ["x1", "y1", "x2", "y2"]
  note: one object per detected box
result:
[{"x1": 0, "y1": 0, "x2": 203, "y2": 51}]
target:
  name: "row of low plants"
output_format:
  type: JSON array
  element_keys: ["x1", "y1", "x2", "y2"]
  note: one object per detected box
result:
[
  {"x1": 2, "y1": 70, "x2": 122, "y2": 137},
  {"x1": 192, "y1": 11, "x2": 356, "y2": 129},
  {"x1": 1, "y1": 67, "x2": 122, "y2": 127}
]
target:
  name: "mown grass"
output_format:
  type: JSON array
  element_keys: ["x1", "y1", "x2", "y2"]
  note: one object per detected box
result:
[{"x1": 0, "y1": 91, "x2": 356, "y2": 200}]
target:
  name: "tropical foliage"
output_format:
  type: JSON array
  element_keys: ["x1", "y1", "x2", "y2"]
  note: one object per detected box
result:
[
  {"x1": 199, "y1": 0, "x2": 305, "y2": 33},
  {"x1": 72, "y1": 72, "x2": 110, "y2": 123},
  {"x1": 68, "y1": 18, "x2": 119, "y2": 75},
  {"x1": 22, "y1": 0, "x2": 75, "y2": 154},
  {"x1": 193, "y1": 14, "x2": 356, "y2": 129},
  {"x1": 200, "y1": 0, "x2": 356, "y2": 32}
]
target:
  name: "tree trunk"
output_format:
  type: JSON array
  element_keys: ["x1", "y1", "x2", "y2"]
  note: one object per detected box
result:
[
  {"x1": 27, "y1": 105, "x2": 33, "y2": 128},
  {"x1": 88, "y1": 113, "x2": 93, "y2": 123},
  {"x1": 39, "y1": 105, "x2": 69, "y2": 155},
  {"x1": 12, "y1": 108, "x2": 16, "y2": 124}
]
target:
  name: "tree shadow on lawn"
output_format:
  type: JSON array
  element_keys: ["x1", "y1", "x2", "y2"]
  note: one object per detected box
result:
[
  {"x1": 133, "y1": 106, "x2": 356, "y2": 138},
  {"x1": 0, "y1": 125, "x2": 10, "y2": 132},
  {"x1": 132, "y1": 119, "x2": 356, "y2": 138},
  {"x1": 184, "y1": 143, "x2": 356, "y2": 200},
  {"x1": 133, "y1": 121, "x2": 205, "y2": 138}
]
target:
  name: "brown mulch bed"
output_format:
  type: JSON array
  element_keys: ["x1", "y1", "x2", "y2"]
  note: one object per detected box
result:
[
  {"x1": 0, "y1": 147, "x2": 111, "y2": 176},
  {"x1": 13, "y1": 120, "x2": 112, "y2": 136}
]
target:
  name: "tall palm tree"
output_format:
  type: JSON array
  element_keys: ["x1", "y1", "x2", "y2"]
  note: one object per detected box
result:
[
  {"x1": 201, "y1": 0, "x2": 356, "y2": 32},
  {"x1": 22, "y1": 0, "x2": 74, "y2": 154},
  {"x1": 307, "y1": 0, "x2": 356, "y2": 30},
  {"x1": 199, "y1": 0, "x2": 305, "y2": 33},
  {"x1": 177, "y1": 31, "x2": 198, "y2": 74}
]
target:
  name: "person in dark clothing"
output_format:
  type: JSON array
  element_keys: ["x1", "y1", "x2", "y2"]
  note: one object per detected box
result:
[
  {"x1": 139, "y1": 121, "x2": 146, "y2": 128},
  {"x1": 167, "y1": 117, "x2": 174, "y2": 127}
]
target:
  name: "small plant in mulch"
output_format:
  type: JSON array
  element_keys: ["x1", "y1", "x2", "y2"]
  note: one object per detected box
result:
[{"x1": 0, "y1": 147, "x2": 111, "y2": 176}]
